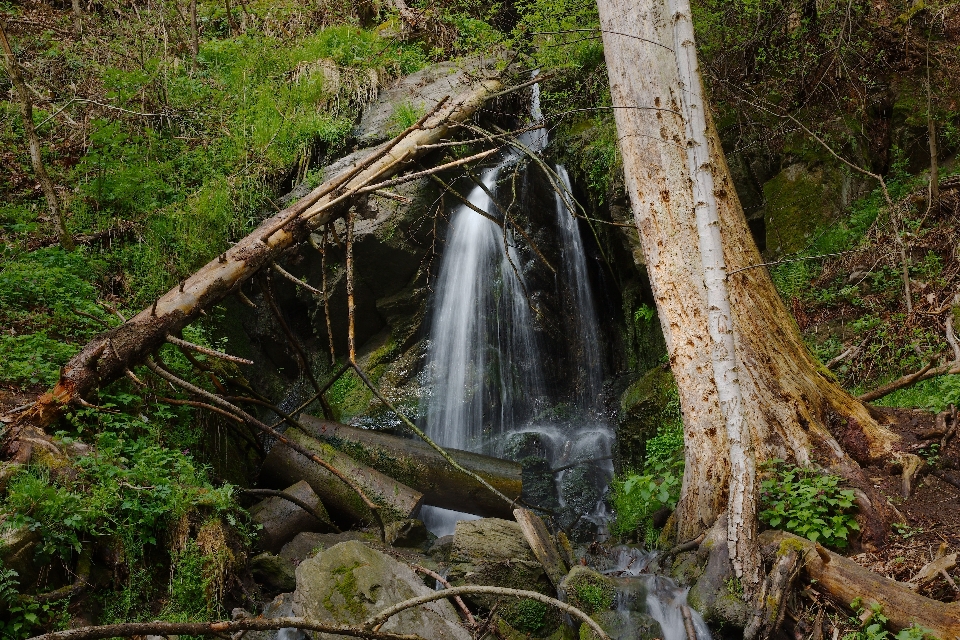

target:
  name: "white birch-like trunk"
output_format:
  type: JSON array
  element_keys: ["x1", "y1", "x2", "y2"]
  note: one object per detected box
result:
[
  {"x1": 596, "y1": 0, "x2": 902, "y2": 572},
  {"x1": 668, "y1": 0, "x2": 759, "y2": 587}
]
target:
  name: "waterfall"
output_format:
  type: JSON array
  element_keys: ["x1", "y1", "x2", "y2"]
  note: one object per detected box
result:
[
  {"x1": 554, "y1": 164, "x2": 603, "y2": 411},
  {"x1": 422, "y1": 165, "x2": 545, "y2": 451}
]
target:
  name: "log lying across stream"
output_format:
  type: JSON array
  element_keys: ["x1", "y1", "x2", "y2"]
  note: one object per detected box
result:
[{"x1": 296, "y1": 416, "x2": 523, "y2": 519}]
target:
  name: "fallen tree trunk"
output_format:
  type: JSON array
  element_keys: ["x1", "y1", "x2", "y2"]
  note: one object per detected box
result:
[
  {"x1": 261, "y1": 427, "x2": 424, "y2": 526},
  {"x1": 759, "y1": 530, "x2": 960, "y2": 638},
  {"x1": 298, "y1": 416, "x2": 522, "y2": 518},
  {"x1": 3, "y1": 75, "x2": 501, "y2": 457}
]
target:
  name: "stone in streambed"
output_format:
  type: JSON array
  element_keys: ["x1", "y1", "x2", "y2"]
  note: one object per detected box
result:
[
  {"x1": 446, "y1": 518, "x2": 551, "y2": 608},
  {"x1": 249, "y1": 552, "x2": 297, "y2": 592},
  {"x1": 291, "y1": 540, "x2": 469, "y2": 640},
  {"x1": 384, "y1": 518, "x2": 429, "y2": 548},
  {"x1": 248, "y1": 480, "x2": 333, "y2": 552}
]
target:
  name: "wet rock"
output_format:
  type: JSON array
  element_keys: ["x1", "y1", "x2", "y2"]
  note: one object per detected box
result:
[
  {"x1": 249, "y1": 480, "x2": 333, "y2": 552},
  {"x1": 685, "y1": 516, "x2": 750, "y2": 627},
  {"x1": 588, "y1": 610, "x2": 663, "y2": 640},
  {"x1": 243, "y1": 593, "x2": 306, "y2": 640},
  {"x1": 250, "y1": 552, "x2": 297, "y2": 592},
  {"x1": 428, "y1": 534, "x2": 454, "y2": 562},
  {"x1": 519, "y1": 457, "x2": 559, "y2": 512},
  {"x1": 446, "y1": 518, "x2": 550, "y2": 607},
  {"x1": 385, "y1": 519, "x2": 429, "y2": 548},
  {"x1": 292, "y1": 540, "x2": 470, "y2": 640}
]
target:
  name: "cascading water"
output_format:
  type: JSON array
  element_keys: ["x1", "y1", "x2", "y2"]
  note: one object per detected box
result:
[
  {"x1": 554, "y1": 164, "x2": 603, "y2": 412},
  {"x1": 418, "y1": 78, "x2": 708, "y2": 640}
]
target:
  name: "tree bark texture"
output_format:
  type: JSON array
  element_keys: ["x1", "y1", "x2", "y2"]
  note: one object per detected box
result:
[
  {"x1": 298, "y1": 416, "x2": 522, "y2": 519},
  {"x1": 261, "y1": 427, "x2": 424, "y2": 525},
  {"x1": 596, "y1": 0, "x2": 900, "y2": 549},
  {"x1": 0, "y1": 23, "x2": 74, "y2": 251},
  {"x1": 3, "y1": 77, "x2": 500, "y2": 457}
]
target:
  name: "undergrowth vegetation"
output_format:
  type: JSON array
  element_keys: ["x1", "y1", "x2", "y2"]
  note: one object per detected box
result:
[
  {"x1": 610, "y1": 388, "x2": 684, "y2": 544},
  {"x1": 758, "y1": 460, "x2": 859, "y2": 549}
]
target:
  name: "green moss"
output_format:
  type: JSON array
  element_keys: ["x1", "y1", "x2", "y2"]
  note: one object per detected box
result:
[
  {"x1": 763, "y1": 162, "x2": 846, "y2": 257},
  {"x1": 323, "y1": 562, "x2": 365, "y2": 621},
  {"x1": 503, "y1": 599, "x2": 549, "y2": 633}
]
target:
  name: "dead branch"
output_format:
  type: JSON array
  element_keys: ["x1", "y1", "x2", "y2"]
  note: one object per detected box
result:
[
  {"x1": 900, "y1": 453, "x2": 925, "y2": 498},
  {"x1": 165, "y1": 334, "x2": 254, "y2": 365},
  {"x1": 238, "y1": 488, "x2": 340, "y2": 532},
  {"x1": 272, "y1": 262, "x2": 322, "y2": 296},
  {"x1": 760, "y1": 530, "x2": 960, "y2": 638},
  {"x1": 361, "y1": 585, "x2": 610, "y2": 640},
  {"x1": 5, "y1": 80, "x2": 499, "y2": 451},
  {"x1": 407, "y1": 563, "x2": 475, "y2": 626},
  {"x1": 26, "y1": 619, "x2": 420, "y2": 640},
  {"x1": 0, "y1": 22, "x2": 73, "y2": 250}
]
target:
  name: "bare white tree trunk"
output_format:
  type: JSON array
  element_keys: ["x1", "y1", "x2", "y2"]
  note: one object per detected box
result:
[
  {"x1": 668, "y1": 0, "x2": 759, "y2": 588},
  {"x1": 597, "y1": 0, "x2": 902, "y2": 576}
]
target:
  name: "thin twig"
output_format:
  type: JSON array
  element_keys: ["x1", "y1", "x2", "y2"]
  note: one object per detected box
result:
[
  {"x1": 166, "y1": 334, "x2": 254, "y2": 365},
  {"x1": 272, "y1": 263, "x2": 322, "y2": 296}
]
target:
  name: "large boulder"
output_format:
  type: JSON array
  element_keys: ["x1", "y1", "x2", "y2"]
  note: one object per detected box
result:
[
  {"x1": 292, "y1": 540, "x2": 470, "y2": 640},
  {"x1": 446, "y1": 518, "x2": 551, "y2": 607},
  {"x1": 248, "y1": 480, "x2": 334, "y2": 552}
]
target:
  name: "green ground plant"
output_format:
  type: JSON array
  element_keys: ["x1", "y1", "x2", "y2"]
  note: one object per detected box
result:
[
  {"x1": 842, "y1": 602, "x2": 937, "y2": 640},
  {"x1": 611, "y1": 390, "x2": 684, "y2": 543},
  {"x1": 758, "y1": 460, "x2": 859, "y2": 549}
]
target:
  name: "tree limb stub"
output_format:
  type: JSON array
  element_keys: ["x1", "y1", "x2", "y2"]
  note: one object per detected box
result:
[{"x1": 4, "y1": 77, "x2": 500, "y2": 450}]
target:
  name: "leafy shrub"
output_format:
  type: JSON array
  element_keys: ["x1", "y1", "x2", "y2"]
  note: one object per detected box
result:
[
  {"x1": 611, "y1": 392, "x2": 684, "y2": 542},
  {"x1": 758, "y1": 460, "x2": 859, "y2": 549}
]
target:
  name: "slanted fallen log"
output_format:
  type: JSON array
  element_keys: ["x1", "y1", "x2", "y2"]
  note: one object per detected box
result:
[
  {"x1": 3, "y1": 74, "x2": 502, "y2": 456},
  {"x1": 298, "y1": 416, "x2": 522, "y2": 518},
  {"x1": 262, "y1": 427, "x2": 424, "y2": 525},
  {"x1": 514, "y1": 508, "x2": 568, "y2": 590},
  {"x1": 759, "y1": 530, "x2": 960, "y2": 638}
]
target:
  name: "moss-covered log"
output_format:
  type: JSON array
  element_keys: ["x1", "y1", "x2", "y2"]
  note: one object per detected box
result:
[
  {"x1": 261, "y1": 427, "x2": 424, "y2": 526},
  {"x1": 760, "y1": 530, "x2": 960, "y2": 639},
  {"x1": 298, "y1": 416, "x2": 522, "y2": 518}
]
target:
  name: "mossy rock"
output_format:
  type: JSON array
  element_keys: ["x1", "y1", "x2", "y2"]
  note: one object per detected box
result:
[
  {"x1": 762, "y1": 162, "x2": 848, "y2": 257},
  {"x1": 560, "y1": 566, "x2": 616, "y2": 615},
  {"x1": 616, "y1": 366, "x2": 676, "y2": 472},
  {"x1": 293, "y1": 540, "x2": 470, "y2": 639}
]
